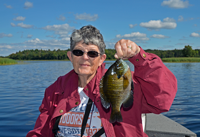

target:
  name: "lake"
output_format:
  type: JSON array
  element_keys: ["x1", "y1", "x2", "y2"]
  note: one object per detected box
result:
[{"x1": 0, "y1": 61, "x2": 199, "y2": 136}]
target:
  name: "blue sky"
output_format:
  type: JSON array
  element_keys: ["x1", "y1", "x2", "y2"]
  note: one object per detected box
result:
[{"x1": 1, "y1": 0, "x2": 200, "y2": 56}]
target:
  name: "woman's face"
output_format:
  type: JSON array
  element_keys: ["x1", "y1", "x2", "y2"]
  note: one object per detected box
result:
[{"x1": 67, "y1": 41, "x2": 106, "y2": 77}]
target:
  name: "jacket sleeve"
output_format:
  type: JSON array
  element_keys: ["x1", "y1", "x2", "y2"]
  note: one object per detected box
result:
[
  {"x1": 128, "y1": 47, "x2": 177, "y2": 114},
  {"x1": 26, "y1": 80, "x2": 58, "y2": 137}
]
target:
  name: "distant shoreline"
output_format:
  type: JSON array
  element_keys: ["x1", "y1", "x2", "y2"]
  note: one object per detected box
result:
[
  {"x1": 161, "y1": 57, "x2": 200, "y2": 63},
  {"x1": 1, "y1": 57, "x2": 200, "y2": 65},
  {"x1": 0, "y1": 58, "x2": 17, "y2": 65}
]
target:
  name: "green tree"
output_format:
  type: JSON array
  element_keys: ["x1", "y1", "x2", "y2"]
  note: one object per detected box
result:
[
  {"x1": 182, "y1": 45, "x2": 193, "y2": 57},
  {"x1": 193, "y1": 50, "x2": 199, "y2": 57}
]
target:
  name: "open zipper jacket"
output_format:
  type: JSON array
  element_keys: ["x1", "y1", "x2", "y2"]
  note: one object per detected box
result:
[{"x1": 26, "y1": 48, "x2": 177, "y2": 137}]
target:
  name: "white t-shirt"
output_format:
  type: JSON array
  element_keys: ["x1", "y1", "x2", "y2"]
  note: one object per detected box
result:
[{"x1": 56, "y1": 87, "x2": 106, "y2": 137}]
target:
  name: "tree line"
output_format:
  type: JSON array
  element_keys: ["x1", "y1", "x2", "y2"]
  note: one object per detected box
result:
[{"x1": 8, "y1": 45, "x2": 200, "y2": 60}]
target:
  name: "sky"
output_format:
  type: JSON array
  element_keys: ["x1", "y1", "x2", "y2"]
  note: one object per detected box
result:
[{"x1": 1, "y1": 0, "x2": 200, "y2": 56}]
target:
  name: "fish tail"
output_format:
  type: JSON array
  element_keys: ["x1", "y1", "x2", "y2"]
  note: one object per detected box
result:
[{"x1": 109, "y1": 111, "x2": 122, "y2": 123}]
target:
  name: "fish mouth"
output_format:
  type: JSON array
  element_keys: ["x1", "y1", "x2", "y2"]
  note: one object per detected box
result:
[
  {"x1": 116, "y1": 59, "x2": 129, "y2": 68},
  {"x1": 116, "y1": 58, "x2": 123, "y2": 63}
]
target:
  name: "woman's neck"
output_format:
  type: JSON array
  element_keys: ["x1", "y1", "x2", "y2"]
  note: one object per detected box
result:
[{"x1": 78, "y1": 72, "x2": 96, "y2": 88}]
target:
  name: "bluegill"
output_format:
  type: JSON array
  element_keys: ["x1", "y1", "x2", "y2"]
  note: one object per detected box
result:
[{"x1": 100, "y1": 58, "x2": 134, "y2": 123}]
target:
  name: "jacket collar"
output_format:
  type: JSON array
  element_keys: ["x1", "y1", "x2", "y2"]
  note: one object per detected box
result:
[
  {"x1": 50, "y1": 63, "x2": 106, "y2": 122},
  {"x1": 59, "y1": 63, "x2": 106, "y2": 101},
  {"x1": 82, "y1": 63, "x2": 106, "y2": 101}
]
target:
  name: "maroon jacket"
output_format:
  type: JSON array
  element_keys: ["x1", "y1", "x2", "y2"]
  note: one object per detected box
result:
[{"x1": 26, "y1": 48, "x2": 177, "y2": 137}]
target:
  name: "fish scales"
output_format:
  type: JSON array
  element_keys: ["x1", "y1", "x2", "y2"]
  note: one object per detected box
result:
[{"x1": 100, "y1": 58, "x2": 134, "y2": 123}]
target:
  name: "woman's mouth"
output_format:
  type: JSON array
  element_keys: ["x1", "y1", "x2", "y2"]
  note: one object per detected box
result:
[{"x1": 80, "y1": 64, "x2": 90, "y2": 67}]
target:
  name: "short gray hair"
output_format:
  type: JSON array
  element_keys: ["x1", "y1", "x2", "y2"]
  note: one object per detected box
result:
[{"x1": 70, "y1": 25, "x2": 106, "y2": 54}]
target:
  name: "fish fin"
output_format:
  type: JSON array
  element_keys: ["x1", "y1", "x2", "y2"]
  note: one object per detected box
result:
[
  {"x1": 110, "y1": 110, "x2": 122, "y2": 123},
  {"x1": 131, "y1": 79, "x2": 134, "y2": 91},
  {"x1": 100, "y1": 76, "x2": 110, "y2": 109},
  {"x1": 123, "y1": 90, "x2": 134, "y2": 108},
  {"x1": 100, "y1": 96, "x2": 110, "y2": 109},
  {"x1": 100, "y1": 76, "x2": 104, "y2": 91}
]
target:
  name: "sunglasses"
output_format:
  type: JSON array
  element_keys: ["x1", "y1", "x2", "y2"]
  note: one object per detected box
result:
[{"x1": 72, "y1": 50, "x2": 101, "y2": 58}]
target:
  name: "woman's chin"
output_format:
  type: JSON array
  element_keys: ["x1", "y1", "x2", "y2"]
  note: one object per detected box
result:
[
  {"x1": 77, "y1": 70, "x2": 92, "y2": 76},
  {"x1": 76, "y1": 68, "x2": 96, "y2": 77}
]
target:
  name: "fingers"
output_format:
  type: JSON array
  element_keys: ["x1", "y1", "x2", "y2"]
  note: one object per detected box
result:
[
  {"x1": 115, "y1": 40, "x2": 129, "y2": 59},
  {"x1": 114, "y1": 39, "x2": 139, "y2": 59},
  {"x1": 121, "y1": 43, "x2": 129, "y2": 57},
  {"x1": 114, "y1": 53, "x2": 119, "y2": 59},
  {"x1": 115, "y1": 42, "x2": 123, "y2": 59}
]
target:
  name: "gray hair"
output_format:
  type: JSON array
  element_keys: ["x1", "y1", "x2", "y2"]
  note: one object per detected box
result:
[{"x1": 70, "y1": 25, "x2": 106, "y2": 54}]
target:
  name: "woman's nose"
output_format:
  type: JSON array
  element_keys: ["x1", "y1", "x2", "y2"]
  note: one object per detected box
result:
[{"x1": 82, "y1": 52, "x2": 89, "y2": 59}]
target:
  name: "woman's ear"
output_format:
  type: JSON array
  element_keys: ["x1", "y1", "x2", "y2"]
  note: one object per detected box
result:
[
  {"x1": 67, "y1": 51, "x2": 72, "y2": 62},
  {"x1": 99, "y1": 54, "x2": 106, "y2": 66}
]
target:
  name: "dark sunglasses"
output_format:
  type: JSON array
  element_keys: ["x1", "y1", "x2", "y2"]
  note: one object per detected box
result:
[{"x1": 72, "y1": 50, "x2": 101, "y2": 58}]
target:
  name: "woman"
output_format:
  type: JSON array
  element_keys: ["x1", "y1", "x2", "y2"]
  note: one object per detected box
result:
[{"x1": 26, "y1": 25, "x2": 177, "y2": 137}]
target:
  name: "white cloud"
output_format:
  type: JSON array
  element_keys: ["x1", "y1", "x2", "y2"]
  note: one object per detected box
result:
[
  {"x1": 105, "y1": 42, "x2": 116, "y2": 49},
  {"x1": 189, "y1": 17, "x2": 194, "y2": 20},
  {"x1": 13, "y1": 16, "x2": 26, "y2": 21},
  {"x1": 75, "y1": 13, "x2": 98, "y2": 21},
  {"x1": 24, "y1": 1, "x2": 33, "y2": 9},
  {"x1": 11, "y1": 23, "x2": 16, "y2": 27},
  {"x1": 61, "y1": 37, "x2": 70, "y2": 41},
  {"x1": 0, "y1": 32, "x2": 91, "y2": 55},
  {"x1": 5, "y1": 4, "x2": 12, "y2": 9},
  {"x1": 0, "y1": 45, "x2": 12, "y2": 49},
  {"x1": 0, "y1": 33, "x2": 13, "y2": 38},
  {"x1": 150, "y1": 34, "x2": 169, "y2": 39},
  {"x1": 163, "y1": 17, "x2": 176, "y2": 22},
  {"x1": 116, "y1": 34, "x2": 121, "y2": 38},
  {"x1": 129, "y1": 24, "x2": 137, "y2": 28},
  {"x1": 178, "y1": 15, "x2": 184, "y2": 21},
  {"x1": 57, "y1": 15, "x2": 66, "y2": 21},
  {"x1": 140, "y1": 17, "x2": 177, "y2": 30},
  {"x1": 43, "y1": 24, "x2": 72, "y2": 32},
  {"x1": 190, "y1": 32, "x2": 200, "y2": 37},
  {"x1": 42, "y1": 24, "x2": 74, "y2": 38},
  {"x1": 55, "y1": 31, "x2": 69, "y2": 38},
  {"x1": 117, "y1": 32, "x2": 146, "y2": 38},
  {"x1": 46, "y1": 35, "x2": 56, "y2": 38},
  {"x1": 0, "y1": 44, "x2": 14, "y2": 56},
  {"x1": 178, "y1": 15, "x2": 199, "y2": 22},
  {"x1": 157, "y1": 45, "x2": 176, "y2": 50},
  {"x1": 23, "y1": 38, "x2": 70, "y2": 49},
  {"x1": 116, "y1": 32, "x2": 149, "y2": 43},
  {"x1": 11, "y1": 22, "x2": 33, "y2": 29},
  {"x1": 26, "y1": 38, "x2": 43, "y2": 44},
  {"x1": 0, "y1": 37, "x2": 71, "y2": 56},
  {"x1": 27, "y1": 35, "x2": 33, "y2": 38},
  {"x1": 176, "y1": 42, "x2": 194, "y2": 45},
  {"x1": 161, "y1": 0, "x2": 190, "y2": 9}
]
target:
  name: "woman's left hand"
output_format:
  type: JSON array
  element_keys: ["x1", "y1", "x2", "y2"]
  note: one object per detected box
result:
[{"x1": 114, "y1": 39, "x2": 140, "y2": 59}]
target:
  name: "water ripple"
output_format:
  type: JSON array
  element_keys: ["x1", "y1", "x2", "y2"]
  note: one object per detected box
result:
[{"x1": 0, "y1": 61, "x2": 199, "y2": 136}]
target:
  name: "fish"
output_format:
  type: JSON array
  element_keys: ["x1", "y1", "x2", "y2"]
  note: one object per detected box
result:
[{"x1": 100, "y1": 58, "x2": 134, "y2": 123}]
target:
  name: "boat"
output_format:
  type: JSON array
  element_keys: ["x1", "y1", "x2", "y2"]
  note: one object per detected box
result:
[{"x1": 143, "y1": 113, "x2": 197, "y2": 137}]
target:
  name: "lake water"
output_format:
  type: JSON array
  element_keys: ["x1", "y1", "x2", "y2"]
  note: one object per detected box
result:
[{"x1": 0, "y1": 61, "x2": 199, "y2": 136}]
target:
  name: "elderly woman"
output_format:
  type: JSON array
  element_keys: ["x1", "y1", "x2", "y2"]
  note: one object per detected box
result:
[{"x1": 26, "y1": 25, "x2": 177, "y2": 137}]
